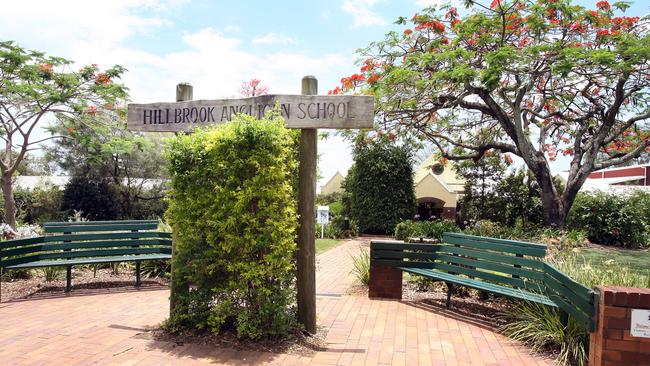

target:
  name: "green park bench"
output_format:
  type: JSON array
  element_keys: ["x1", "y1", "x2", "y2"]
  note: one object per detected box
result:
[
  {"x1": 0, "y1": 220, "x2": 171, "y2": 302},
  {"x1": 370, "y1": 232, "x2": 595, "y2": 330}
]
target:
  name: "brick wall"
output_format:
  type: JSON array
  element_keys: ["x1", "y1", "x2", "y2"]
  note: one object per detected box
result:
[
  {"x1": 589, "y1": 286, "x2": 650, "y2": 366},
  {"x1": 368, "y1": 265, "x2": 402, "y2": 299}
]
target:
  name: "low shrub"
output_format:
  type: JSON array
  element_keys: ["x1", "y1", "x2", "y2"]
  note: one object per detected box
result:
[
  {"x1": 350, "y1": 249, "x2": 370, "y2": 286},
  {"x1": 500, "y1": 253, "x2": 648, "y2": 366},
  {"x1": 499, "y1": 301, "x2": 588, "y2": 366},
  {"x1": 394, "y1": 219, "x2": 459, "y2": 241},
  {"x1": 567, "y1": 192, "x2": 649, "y2": 249},
  {"x1": 140, "y1": 259, "x2": 171, "y2": 279}
]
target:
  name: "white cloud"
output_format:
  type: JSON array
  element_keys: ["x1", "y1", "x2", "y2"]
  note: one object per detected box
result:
[
  {"x1": 251, "y1": 32, "x2": 297, "y2": 45},
  {"x1": 0, "y1": 1, "x2": 354, "y2": 186},
  {"x1": 342, "y1": 0, "x2": 386, "y2": 28}
]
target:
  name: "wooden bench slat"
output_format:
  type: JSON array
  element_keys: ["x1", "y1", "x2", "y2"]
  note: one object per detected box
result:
[
  {"x1": 438, "y1": 244, "x2": 545, "y2": 270},
  {"x1": 1, "y1": 239, "x2": 171, "y2": 258},
  {"x1": 442, "y1": 235, "x2": 547, "y2": 257},
  {"x1": 443, "y1": 232, "x2": 548, "y2": 250},
  {"x1": 544, "y1": 271, "x2": 593, "y2": 316},
  {"x1": 372, "y1": 259, "x2": 436, "y2": 269},
  {"x1": 547, "y1": 293, "x2": 593, "y2": 331},
  {"x1": 4, "y1": 253, "x2": 171, "y2": 269},
  {"x1": 435, "y1": 253, "x2": 545, "y2": 281},
  {"x1": 401, "y1": 267, "x2": 555, "y2": 307},
  {"x1": 370, "y1": 241, "x2": 441, "y2": 252},
  {"x1": 44, "y1": 223, "x2": 159, "y2": 233},
  {"x1": 432, "y1": 261, "x2": 546, "y2": 293},
  {"x1": 544, "y1": 263, "x2": 593, "y2": 305},
  {"x1": 371, "y1": 250, "x2": 440, "y2": 261},
  {"x1": 44, "y1": 220, "x2": 158, "y2": 227},
  {"x1": 1, "y1": 247, "x2": 171, "y2": 267},
  {"x1": 44, "y1": 231, "x2": 168, "y2": 242},
  {"x1": 0, "y1": 236, "x2": 44, "y2": 249}
]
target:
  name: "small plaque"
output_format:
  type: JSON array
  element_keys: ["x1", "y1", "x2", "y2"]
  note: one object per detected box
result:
[
  {"x1": 317, "y1": 206, "x2": 330, "y2": 225},
  {"x1": 631, "y1": 309, "x2": 650, "y2": 338}
]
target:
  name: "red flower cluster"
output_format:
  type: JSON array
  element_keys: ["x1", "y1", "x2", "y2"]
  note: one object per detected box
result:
[
  {"x1": 596, "y1": 0, "x2": 610, "y2": 10},
  {"x1": 38, "y1": 63, "x2": 53, "y2": 74},
  {"x1": 360, "y1": 58, "x2": 379, "y2": 73},
  {"x1": 404, "y1": 29, "x2": 413, "y2": 36},
  {"x1": 490, "y1": 0, "x2": 501, "y2": 9},
  {"x1": 367, "y1": 74, "x2": 381, "y2": 84},
  {"x1": 340, "y1": 73, "x2": 365, "y2": 89},
  {"x1": 327, "y1": 86, "x2": 342, "y2": 95},
  {"x1": 415, "y1": 20, "x2": 445, "y2": 33},
  {"x1": 95, "y1": 73, "x2": 110, "y2": 85},
  {"x1": 611, "y1": 16, "x2": 640, "y2": 31},
  {"x1": 595, "y1": 28, "x2": 610, "y2": 40}
]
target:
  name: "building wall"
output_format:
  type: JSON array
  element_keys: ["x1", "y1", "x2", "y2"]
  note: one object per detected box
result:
[
  {"x1": 415, "y1": 174, "x2": 458, "y2": 207},
  {"x1": 320, "y1": 172, "x2": 344, "y2": 196}
]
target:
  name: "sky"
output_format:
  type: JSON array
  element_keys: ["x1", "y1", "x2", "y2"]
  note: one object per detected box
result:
[{"x1": 1, "y1": 0, "x2": 648, "y2": 188}]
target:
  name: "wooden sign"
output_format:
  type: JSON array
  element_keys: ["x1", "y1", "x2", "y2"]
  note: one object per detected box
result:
[{"x1": 127, "y1": 94, "x2": 374, "y2": 131}]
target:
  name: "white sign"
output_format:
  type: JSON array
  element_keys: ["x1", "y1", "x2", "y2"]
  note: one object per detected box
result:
[
  {"x1": 317, "y1": 206, "x2": 330, "y2": 225},
  {"x1": 631, "y1": 309, "x2": 650, "y2": 338}
]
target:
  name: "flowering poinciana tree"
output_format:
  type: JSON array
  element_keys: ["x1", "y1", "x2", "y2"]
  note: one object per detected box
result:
[
  {"x1": 332, "y1": 0, "x2": 650, "y2": 227},
  {"x1": 0, "y1": 41, "x2": 127, "y2": 228},
  {"x1": 239, "y1": 78, "x2": 270, "y2": 97}
]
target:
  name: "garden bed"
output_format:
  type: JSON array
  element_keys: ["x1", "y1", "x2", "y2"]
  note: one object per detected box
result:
[{"x1": 1, "y1": 267, "x2": 168, "y2": 302}]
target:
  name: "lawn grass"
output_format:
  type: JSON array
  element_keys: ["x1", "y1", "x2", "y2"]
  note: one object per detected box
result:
[
  {"x1": 315, "y1": 238, "x2": 342, "y2": 254},
  {"x1": 576, "y1": 246, "x2": 650, "y2": 274}
]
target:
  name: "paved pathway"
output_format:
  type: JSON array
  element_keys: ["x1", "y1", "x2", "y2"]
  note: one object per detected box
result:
[{"x1": 0, "y1": 238, "x2": 551, "y2": 365}]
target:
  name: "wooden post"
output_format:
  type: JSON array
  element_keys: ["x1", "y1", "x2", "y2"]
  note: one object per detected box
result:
[
  {"x1": 169, "y1": 82, "x2": 193, "y2": 316},
  {"x1": 297, "y1": 75, "x2": 317, "y2": 334}
]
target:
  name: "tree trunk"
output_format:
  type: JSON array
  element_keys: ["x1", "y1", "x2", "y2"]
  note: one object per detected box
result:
[
  {"x1": 1, "y1": 173, "x2": 17, "y2": 229},
  {"x1": 539, "y1": 188, "x2": 566, "y2": 229}
]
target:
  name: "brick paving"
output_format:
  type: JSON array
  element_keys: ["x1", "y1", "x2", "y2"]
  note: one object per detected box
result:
[{"x1": 0, "y1": 238, "x2": 551, "y2": 365}]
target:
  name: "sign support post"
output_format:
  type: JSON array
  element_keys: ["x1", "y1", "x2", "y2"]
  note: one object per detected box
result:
[{"x1": 297, "y1": 76, "x2": 317, "y2": 334}]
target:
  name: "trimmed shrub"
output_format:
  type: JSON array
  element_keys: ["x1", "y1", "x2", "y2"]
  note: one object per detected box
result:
[
  {"x1": 164, "y1": 114, "x2": 298, "y2": 339},
  {"x1": 345, "y1": 138, "x2": 416, "y2": 235},
  {"x1": 394, "y1": 219, "x2": 459, "y2": 241},
  {"x1": 567, "y1": 192, "x2": 649, "y2": 248}
]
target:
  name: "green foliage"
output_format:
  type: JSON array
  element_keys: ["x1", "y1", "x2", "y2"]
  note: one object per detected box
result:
[
  {"x1": 0, "y1": 41, "x2": 127, "y2": 227},
  {"x1": 501, "y1": 252, "x2": 649, "y2": 366},
  {"x1": 40, "y1": 266, "x2": 63, "y2": 282},
  {"x1": 60, "y1": 176, "x2": 122, "y2": 220},
  {"x1": 140, "y1": 259, "x2": 171, "y2": 279},
  {"x1": 499, "y1": 302, "x2": 588, "y2": 366},
  {"x1": 345, "y1": 137, "x2": 416, "y2": 235},
  {"x1": 350, "y1": 249, "x2": 370, "y2": 286},
  {"x1": 165, "y1": 113, "x2": 298, "y2": 339},
  {"x1": 342, "y1": 1, "x2": 650, "y2": 228},
  {"x1": 47, "y1": 115, "x2": 169, "y2": 220},
  {"x1": 315, "y1": 192, "x2": 355, "y2": 239},
  {"x1": 394, "y1": 219, "x2": 459, "y2": 241},
  {"x1": 12, "y1": 183, "x2": 65, "y2": 224},
  {"x1": 567, "y1": 192, "x2": 650, "y2": 248}
]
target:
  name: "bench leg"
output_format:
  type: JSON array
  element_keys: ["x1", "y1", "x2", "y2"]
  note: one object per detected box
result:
[
  {"x1": 445, "y1": 282, "x2": 454, "y2": 308},
  {"x1": 65, "y1": 266, "x2": 72, "y2": 292},
  {"x1": 135, "y1": 261, "x2": 141, "y2": 287}
]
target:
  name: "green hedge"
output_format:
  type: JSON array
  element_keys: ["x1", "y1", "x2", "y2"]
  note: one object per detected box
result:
[
  {"x1": 568, "y1": 191, "x2": 650, "y2": 249},
  {"x1": 345, "y1": 138, "x2": 415, "y2": 235},
  {"x1": 164, "y1": 114, "x2": 298, "y2": 339},
  {"x1": 394, "y1": 219, "x2": 459, "y2": 241}
]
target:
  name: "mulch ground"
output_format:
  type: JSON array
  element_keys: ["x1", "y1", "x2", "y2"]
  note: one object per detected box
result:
[{"x1": 1, "y1": 267, "x2": 168, "y2": 302}]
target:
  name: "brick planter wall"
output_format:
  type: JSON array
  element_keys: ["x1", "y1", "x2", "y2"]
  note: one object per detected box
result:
[
  {"x1": 368, "y1": 264, "x2": 402, "y2": 299},
  {"x1": 589, "y1": 286, "x2": 650, "y2": 366}
]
